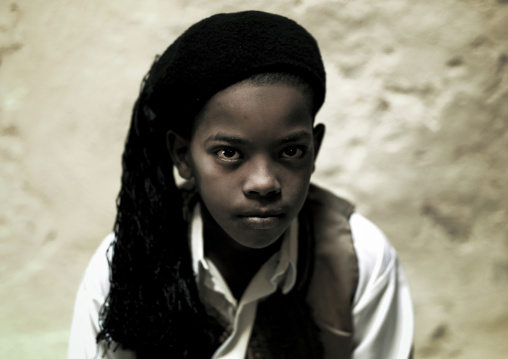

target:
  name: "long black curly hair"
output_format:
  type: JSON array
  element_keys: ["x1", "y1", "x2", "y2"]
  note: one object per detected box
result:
[
  {"x1": 96, "y1": 85, "x2": 211, "y2": 359},
  {"x1": 96, "y1": 10, "x2": 327, "y2": 358}
]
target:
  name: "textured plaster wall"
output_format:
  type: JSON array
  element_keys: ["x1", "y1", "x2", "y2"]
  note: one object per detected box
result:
[{"x1": 1, "y1": 0, "x2": 507, "y2": 358}]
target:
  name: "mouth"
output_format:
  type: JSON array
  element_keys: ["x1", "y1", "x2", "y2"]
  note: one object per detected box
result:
[
  {"x1": 238, "y1": 210, "x2": 284, "y2": 229},
  {"x1": 240, "y1": 210, "x2": 283, "y2": 218}
]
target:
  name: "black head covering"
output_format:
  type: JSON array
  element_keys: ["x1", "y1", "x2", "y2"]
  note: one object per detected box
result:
[{"x1": 141, "y1": 10, "x2": 326, "y2": 138}]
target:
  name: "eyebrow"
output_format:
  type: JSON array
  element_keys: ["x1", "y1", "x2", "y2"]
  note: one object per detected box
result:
[
  {"x1": 205, "y1": 130, "x2": 312, "y2": 145},
  {"x1": 205, "y1": 133, "x2": 249, "y2": 145},
  {"x1": 279, "y1": 130, "x2": 313, "y2": 143}
]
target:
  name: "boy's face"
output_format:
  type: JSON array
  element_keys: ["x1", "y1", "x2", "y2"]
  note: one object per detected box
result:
[{"x1": 170, "y1": 82, "x2": 324, "y2": 249}]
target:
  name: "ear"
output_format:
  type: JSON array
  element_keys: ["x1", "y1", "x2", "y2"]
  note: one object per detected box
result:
[
  {"x1": 166, "y1": 130, "x2": 193, "y2": 180},
  {"x1": 312, "y1": 123, "x2": 325, "y2": 172}
]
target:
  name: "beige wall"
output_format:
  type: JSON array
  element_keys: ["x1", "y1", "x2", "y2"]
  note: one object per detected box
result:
[{"x1": 1, "y1": 0, "x2": 507, "y2": 357}]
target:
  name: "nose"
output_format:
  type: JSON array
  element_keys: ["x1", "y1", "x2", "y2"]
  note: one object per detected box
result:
[{"x1": 242, "y1": 158, "x2": 281, "y2": 198}]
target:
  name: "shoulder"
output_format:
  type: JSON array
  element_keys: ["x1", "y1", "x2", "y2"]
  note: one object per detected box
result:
[
  {"x1": 349, "y1": 213, "x2": 400, "y2": 305},
  {"x1": 348, "y1": 215, "x2": 414, "y2": 357},
  {"x1": 305, "y1": 184, "x2": 356, "y2": 262},
  {"x1": 306, "y1": 183, "x2": 354, "y2": 219},
  {"x1": 350, "y1": 213, "x2": 396, "y2": 270},
  {"x1": 305, "y1": 184, "x2": 358, "y2": 320},
  {"x1": 69, "y1": 233, "x2": 119, "y2": 359},
  {"x1": 80, "y1": 233, "x2": 114, "y2": 298},
  {"x1": 305, "y1": 184, "x2": 400, "y2": 302}
]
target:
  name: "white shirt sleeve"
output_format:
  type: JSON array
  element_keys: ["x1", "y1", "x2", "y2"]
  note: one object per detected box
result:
[
  {"x1": 349, "y1": 213, "x2": 414, "y2": 359},
  {"x1": 67, "y1": 234, "x2": 136, "y2": 359}
]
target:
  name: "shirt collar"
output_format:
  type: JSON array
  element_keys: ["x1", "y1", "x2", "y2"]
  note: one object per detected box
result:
[{"x1": 190, "y1": 203, "x2": 298, "y2": 295}]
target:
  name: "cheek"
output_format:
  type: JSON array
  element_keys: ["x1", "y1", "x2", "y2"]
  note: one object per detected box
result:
[
  {"x1": 191, "y1": 155, "x2": 236, "y2": 202},
  {"x1": 286, "y1": 161, "x2": 314, "y2": 193},
  {"x1": 285, "y1": 171, "x2": 312, "y2": 201},
  {"x1": 285, "y1": 156, "x2": 314, "y2": 182},
  {"x1": 194, "y1": 160, "x2": 228, "y2": 186}
]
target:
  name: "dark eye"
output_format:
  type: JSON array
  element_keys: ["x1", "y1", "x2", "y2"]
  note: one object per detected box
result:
[
  {"x1": 216, "y1": 148, "x2": 241, "y2": 161},
  {"x1": 281, "y1": 146, "x2": 305, "y2": 159}
]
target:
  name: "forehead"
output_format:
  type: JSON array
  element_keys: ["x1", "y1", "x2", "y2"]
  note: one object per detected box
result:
[{"x1": 192, "y1": 82, "x2": 314, "y2": 142}]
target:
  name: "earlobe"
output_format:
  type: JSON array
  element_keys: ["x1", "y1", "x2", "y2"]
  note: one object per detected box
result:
[
  {"x1": 166, "y1": 130, "x2": 193, "y2": 180},
  {"x1": 312, "y1": 123, "x2": 325, "y2": 172}
]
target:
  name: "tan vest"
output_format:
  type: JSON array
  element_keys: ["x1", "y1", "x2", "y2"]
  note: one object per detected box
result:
[
  {"x1": 306, "y1": 184, "x2": 358, "y2": 359},
  {"x1": 246, "y1": 184, "x2": 358, "y2": 359}
]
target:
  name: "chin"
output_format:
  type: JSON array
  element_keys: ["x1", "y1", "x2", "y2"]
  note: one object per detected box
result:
[{"x1": 236, "y1": 229, "x2": 286, "y2": 249}]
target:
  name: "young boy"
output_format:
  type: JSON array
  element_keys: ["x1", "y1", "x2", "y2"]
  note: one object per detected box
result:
[{"x1": 69, "y1": 10, "x2": 414, "y2": 359}]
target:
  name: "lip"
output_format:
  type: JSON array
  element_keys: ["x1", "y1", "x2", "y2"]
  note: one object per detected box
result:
[
  {"x1": 239, "y1": 215, "x2": 283, "y2": 230},
  {"x1": 240, "y1": 210, "x2": 283, "y2": 217},
  {"x1": 238, "y1": 210, "x2": 284, "y2": 230}
]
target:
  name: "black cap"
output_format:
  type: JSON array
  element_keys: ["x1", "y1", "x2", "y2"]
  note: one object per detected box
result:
[{"x1": 140, "y1": 10, "x2": 326, "y2": 138}]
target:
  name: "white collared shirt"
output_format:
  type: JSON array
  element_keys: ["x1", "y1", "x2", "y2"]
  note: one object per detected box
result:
[
  {"x1": 68, "y1": 208, "x2": 414, "y2": 359},
  {"x1": 190, "y1": 204, "x2": 299, "y2": 358}
]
